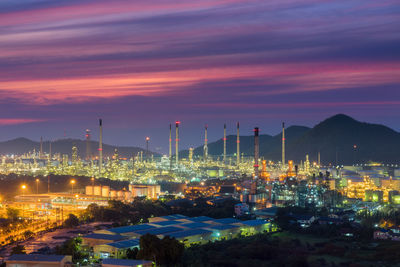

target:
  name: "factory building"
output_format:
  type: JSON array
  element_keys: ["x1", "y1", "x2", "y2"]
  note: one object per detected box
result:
[
  {"x1": 6, "y1": 254, "x2": 72, "y2": 267},
  {"x1": 102, "y1": 259, "x2": 153, "y2": 267},
  {"x1": 84, "y1": 184, "x2": 160, "y2": 201},
  {"x1": 84, "y1": 214, "x2": 275, "y2": 259}
]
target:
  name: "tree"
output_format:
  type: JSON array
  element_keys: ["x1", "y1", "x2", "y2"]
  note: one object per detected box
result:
[
  {"x1": 64, "y1": 214, "x2": 79, "y2": 228},
  {"x1": 126, "y1": 247, "x2": 139, "y2": 259},
  {"x1": 6, "y1": 207, "x2": 20, "y2": 221},
  {"x1": 137, "y1": 234, "x2": 183, "y2": 266},
  {"x1": 55, "y1": 237, "x2": 87, "y2": 264},
  {"x1": 160, "y1": 236, "x2": 184, "y2": 265},
  {"x1": 137, "y1": 234, "x2": 160, "y2": 263},
  {"x1": 23, "y1": 230, "x2": 34, "y2": 239},
  {"x1": 11, "y1": 244, "x2": 26, "y2": 255}
]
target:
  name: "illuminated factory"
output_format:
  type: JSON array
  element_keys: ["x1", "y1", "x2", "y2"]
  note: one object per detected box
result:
[{"x1": 83, "y1": 214, "x2": 276, "y2": 259}]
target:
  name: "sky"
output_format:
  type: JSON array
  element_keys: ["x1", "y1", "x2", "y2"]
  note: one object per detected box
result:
[{"x1": 0, "y1": 0, "x2": 399, "y2": 153}]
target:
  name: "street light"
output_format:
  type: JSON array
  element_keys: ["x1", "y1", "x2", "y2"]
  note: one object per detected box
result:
[
  {"x1": 70, "y1": 179, "x2": 76, "y2": 194},
  {"x1": 21, "y1": 184, "x2": 27, "y2": 195},
  {"x1": 91, "y1": 177, "x2": 95, "y2": 188},
  {"x1": 21, "y1": 185, "x2": 27, "y2": 219},
  {"x1": 35, "y1": 178, "x2": 39, "y2": 194}
]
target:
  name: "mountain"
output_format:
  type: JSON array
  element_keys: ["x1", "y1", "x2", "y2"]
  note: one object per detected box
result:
[
  {"x1": 0, "y1": 138, "x2": 152, "y2": 158},
  {"x1": 186, "y1": 114, "x2": 400, "y2": 164},
  {"x1": 287, "y1": 114, "x2": 400, "y2": 164}
]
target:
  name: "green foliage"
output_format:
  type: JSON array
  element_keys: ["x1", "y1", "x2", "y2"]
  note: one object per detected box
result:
[
  {"x1": 137, "y1": 234, "x2": 184, "y2": 266},
  {"x1": 126, "y1": 247, "x2": 139, "y2": 259},
  {"x1": 64, "y1": 214, "x2": 80, "y2": 228},
  {"x1": 182, "y1": 233, "x2": 308, "y2": 266},
  {"x1": 23, "y1": 230, "x2": 34, "y2": 239},
  {"x1": 6, "y1": 207, "x2": 20, "y2": 221},
  {"x1": 82, "y1": 200, "x2": 168, "y2": 225},
  {"x1": 55, "y1": 237, "x2": 88, "y2": 264},
  {"x1": 11, "y1": 244, "x2": 26, "y2": 255},
  {"x1": 175, "y1": 197, "x2": 239, "y2": 218}
]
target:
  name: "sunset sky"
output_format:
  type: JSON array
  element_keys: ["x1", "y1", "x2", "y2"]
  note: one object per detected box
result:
[{"x1": 1, "y1": 0, "x2": 400, "y2": 153}]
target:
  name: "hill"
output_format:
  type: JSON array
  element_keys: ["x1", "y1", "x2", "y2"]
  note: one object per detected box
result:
[
  {"x1": 187, "y1": 114, "x2": 400, "y2": 164},
  {"x1": 0, "y1": 138, "x2": 151, "y2": 158}
]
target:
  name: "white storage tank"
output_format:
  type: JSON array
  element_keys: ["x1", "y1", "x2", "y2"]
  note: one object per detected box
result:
[
  {"x1": 147, "y1": 186, "x2": 154, "y2": 199},
  {"x1": 110, "y1": 190, "x2": 117, "y2": 198},
  {"x1": 85, "y1": 185, "x2": 94, "y2": 195},
  {"x1": 93, "y1": 186, "x2": 102, "y2": 196},
  {"x1": 133, "y1": 186, "x2": 148, "y2": 197},
  {"x1": 101, "y1": 186, "x2": 110, "y2": 197},
  {"x1": 154, "y1": 185, "x2": 161, "y2": 198},
  {"x1": 124, "y1": 191, "x2": 132, "y2": 201},
  {"x1": 117, "y1": 190, "x2": 124, "y2": 198}
]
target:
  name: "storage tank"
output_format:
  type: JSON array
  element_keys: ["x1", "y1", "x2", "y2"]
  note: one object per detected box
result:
[
  {"x1": 248, "y1": 194, "x2": 257, "y2": 203},
  {"x1": 110, "y1": 190, "x2": 117, "y2": 198},
  {"x1": 101, "y1": 186, "x2": 110, "y2": 197},
  {"x1": 147, "y1": 186, "x2": 154, "y2": 199},
  {"x1": 124, "y1": 191, "x2": 132, "y2": 201},
  {"x1": 93, "y1": 186, "x2": 102, "y2": 196},
  {"x1": 154, "y1": 185, "x2": 161, "y2": 198},
  {"x1": 117, "y1": 190, "x2": 124, "y2": 198},
  {"x1": 240, "y1": 194, "x2": 248, "y2": 203},
  {"x1": 129, "y1": 184, "x2": 133, "y2": 192},
  {"x1": 85, "y1": 186, "x2": 94, "y2": 195},
  {"x1": 133, "y1": 186, "x2": 148, "y2": 197}
]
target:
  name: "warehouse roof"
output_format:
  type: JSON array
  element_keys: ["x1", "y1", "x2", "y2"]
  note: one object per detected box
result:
[
  {"x1": 83, "y1": 233, "x2": 126, "y2": 241},
  {"x1": 107, "y1": 224, "x2": 156, "y2": 234},
  {"x1": 179, "y1": 222, "x2": 212, "y2": 229},
  {"x1": 240, "y1": 219, "x2": 269, "y2": 226},
  {"x1": 150, "y1": 220, "x2": 184, "y2": 227},
  {"x1": 134, "y1": 226, "x2": 183, "y2": 236},
  {"x1": 7, "y1": 254, "x2": 68, "y2": 262},
  {"x1": 167, "y1": 229, "x2": 212, "y2": 238},
  {"x1": 102, "y1": 258, "x2": 153, "y2": 266},
  {"x1": 206, "y1": 224, "x2": 240, "y2": 231},
  {"x1": 105, "y1": 239, "x2": 140, "y2": 249},
  {"x1": 188, "y1": 216, "x2": 213, "y2": 222},
  {"x1": 213, "y1": 218, "x2": 241, "y2": 224}
]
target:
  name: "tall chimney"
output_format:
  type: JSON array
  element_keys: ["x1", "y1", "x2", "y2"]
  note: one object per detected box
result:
[
  {"x1": 48, "y1": 140, "x2": 52, "y2": 164},
  {"x1": 254, "y1": 127, "x2": 259, "y2": 178},
  {"x1": 236, "y1": 122, "x2": 240, "y2": 165},
  {"x1": 223, "y1": 124, "x2": 226, "y2": 163},
  {"x1": 169, "y1": 124, "x2": 172, "y2": 160},
  {"x1": 40, "y1": 136, "x2": 43, "y2": 158},
  {"x1": 204, "y1": 124, "x2": 208, "y2": 161},
  {"x1": 175, "y1": 121, "x2": 180, "y2": 165},
  {"x1": 318, "y1": 151, "x2": 321, "y2": 166},
  {"x1": 282, "y1": 122, "x2": 285, "y2": 168},
  {"x1": 99, "y1": 119, "x2": 103, "y2": 174},
  {"x1": 86, "y1": 129, "x2": 91, "y2": 161},
  {"x1": 145, "y1": 137, "x2": 150, "y2": 160}
]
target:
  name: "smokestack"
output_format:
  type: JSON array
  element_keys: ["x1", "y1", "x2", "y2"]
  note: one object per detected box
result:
[
  {"x1": 318, "y1": 151, "x2": 321, "y2": 166},
  {"x1": 236, "y1": 122, "x2": 240, "y2": 165},
  {"x1": 169, "y1": 124, "x2": 172, "y2": 160},
  {"x1": 145, "y1": 137, "x2": 150, "y2": 160},
  {"x1": 175, "y1": 121, "x2": 180, "y2": 165},
  {"x1": 99, "y1": 119, "x2": 103, "y2": 174},
  {"x1": 223, "y1": 124, "x2": 226, "y2": 163},
  {"x1": 40, "y1": 137, "x2": 43, "y2": 158},
  {"x1": 48, "y1": 141, "x2": 52, "y2": 164},
  {"x1": 254, "y1": 127, "x2": 259, "y2": 178},
  {"x1": 86, "y1": 129, "x2": 91, "y2": 161},
  {"x1": 204, "y1": 124, "x2": 208, "y2": 161},
  {"x1": 282, "y1": 122, "x2": 285, "y2": 168}
]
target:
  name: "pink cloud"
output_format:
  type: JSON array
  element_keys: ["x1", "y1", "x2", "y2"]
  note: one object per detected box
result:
[{"x1": 0, "y1": 118, "x2": 45, "y2": 126}]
